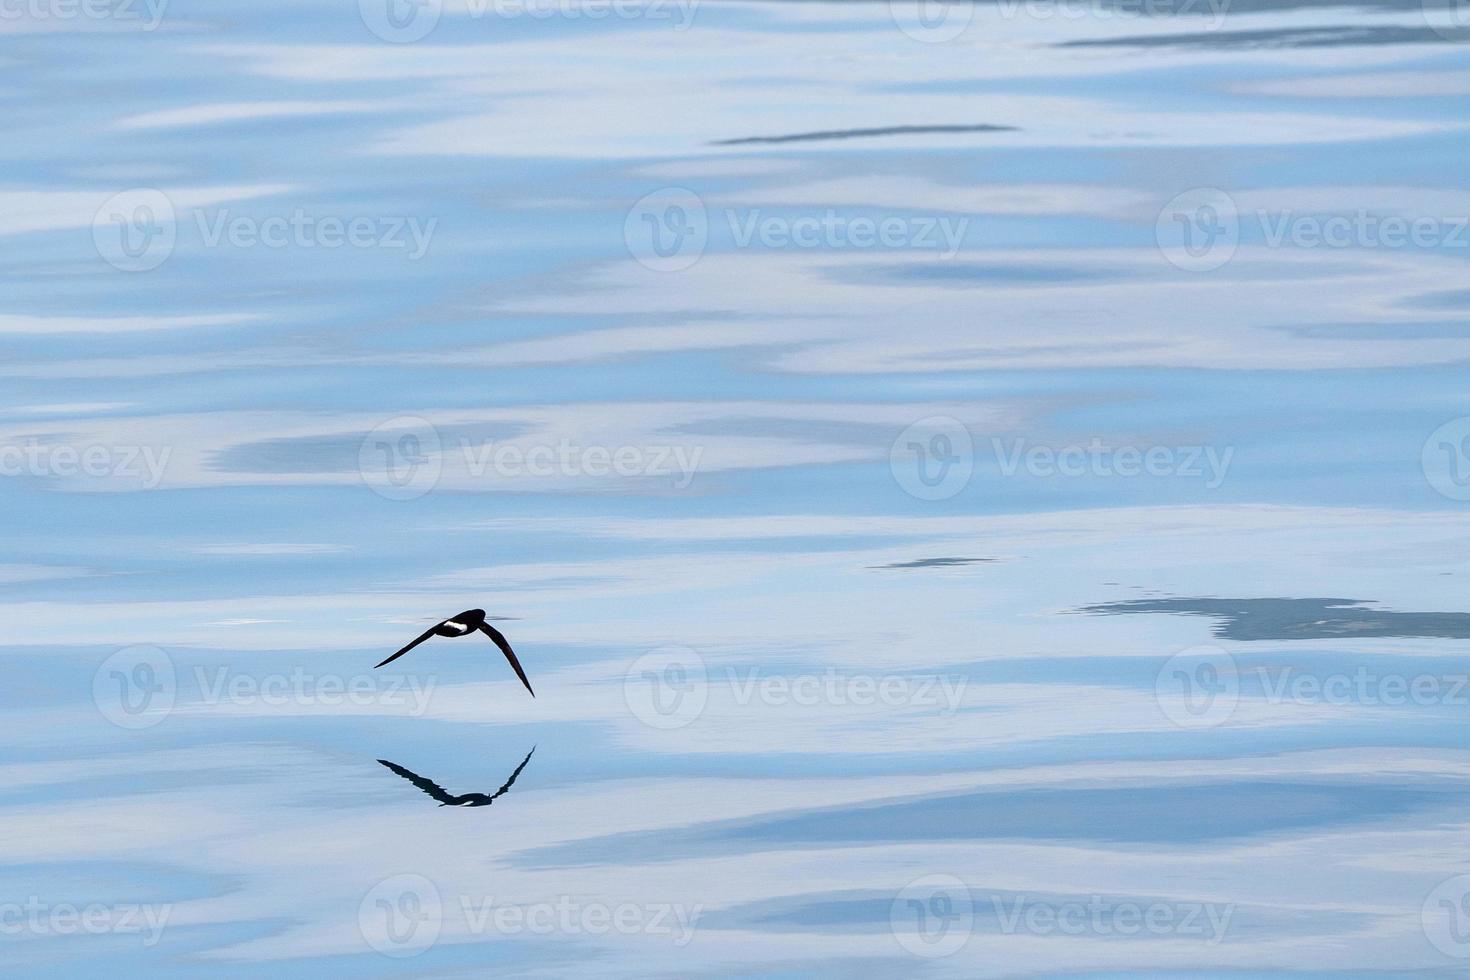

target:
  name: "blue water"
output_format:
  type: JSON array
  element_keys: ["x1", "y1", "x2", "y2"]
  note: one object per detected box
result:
[{"x1": 5, "y1": 0, "x2": 1470, "y2": 975}]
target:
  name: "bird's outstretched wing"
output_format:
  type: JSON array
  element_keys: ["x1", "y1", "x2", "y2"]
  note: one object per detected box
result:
[
  {"x1": 489, "y1": 745, "x2": 537, "y2": 802},
  {"x1": 377, "y1": 759, "x2": 456, "y2": 804},
  {"x1": 478, "y1": 622, "x2": 534, "y2": 696},
  {"x1": 374, "y1": 621, "x2": 444, "y2": 669}
]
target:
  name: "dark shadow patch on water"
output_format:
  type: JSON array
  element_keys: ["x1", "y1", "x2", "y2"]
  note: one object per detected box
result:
[
  {"x1": 712, "y1": 124, "x2": 1019, "y2": 146},
  {"x1": 509, "y1": 780, "x2": 1458, "y2": 868},
  {"x1": 209, "y1": 434, "x2": 374, "y2": 474},
  {"x1": 1404, "y1": 289, "x2": 1470, "y2": 311},
  {"x1": 870, "y1": 557, "x2": 999, "y2": 569},
  {"x1": 1079, "y1": 597, "x2": 1470, "y2": 640},
  {"x1": 1060, "y1": 24, "x2": 1468, "y2": 48}
]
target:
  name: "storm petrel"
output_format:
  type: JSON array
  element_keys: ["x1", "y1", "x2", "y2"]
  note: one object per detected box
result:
[{"x1": 374, "y1": 608, "x2": 534, "y2": 696}]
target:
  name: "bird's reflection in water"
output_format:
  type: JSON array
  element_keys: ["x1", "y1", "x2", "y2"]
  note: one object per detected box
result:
[{"x1": 377, "y1": 746, "x2": 536, "y2": 808}]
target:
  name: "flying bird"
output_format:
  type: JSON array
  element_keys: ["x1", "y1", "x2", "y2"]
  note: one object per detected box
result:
[
  {"x1": 374, "y1": 608, "x2": 534, "y2": 696},
  {"x1": 378, "y1": 746, "x2": 536, "y2": 808}
]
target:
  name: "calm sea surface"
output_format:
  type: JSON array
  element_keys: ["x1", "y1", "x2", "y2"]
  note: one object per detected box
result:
[{"x1": 5, "y1": 0, "x2": 1470, "y2": 975}]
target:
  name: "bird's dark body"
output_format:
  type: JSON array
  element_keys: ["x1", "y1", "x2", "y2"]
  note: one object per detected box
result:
[
  {"x1": 435, "y1": 609, "x2": 486, "y2": 637},
  {"x1": 450, "y1": 795, "x2": 496, "y2": 807}
]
